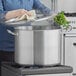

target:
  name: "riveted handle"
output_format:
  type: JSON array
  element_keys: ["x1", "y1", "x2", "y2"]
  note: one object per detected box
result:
[{"x1": 7, "y1": 29, "x2": 18, "y2": 36}]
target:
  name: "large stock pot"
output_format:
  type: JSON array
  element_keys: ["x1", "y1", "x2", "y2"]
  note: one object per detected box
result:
[{"x1": 6, "y1": 15, "x2": 61, "y2": 66}]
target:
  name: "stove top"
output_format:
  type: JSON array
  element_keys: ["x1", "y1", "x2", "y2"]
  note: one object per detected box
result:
[{"x1": 2, "y1": 62, "x2": 73, "y2": 75}]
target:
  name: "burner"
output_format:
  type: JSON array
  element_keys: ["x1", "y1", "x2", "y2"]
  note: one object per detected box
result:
[
  {"x1": 64, "y1": 13, "x2": 76, "y2": 17},
  {"x1": 10, "y1": 64, "x2": 44, "y2": 69},
  {"x1": 10, "y1": 63, "x2": 60, "y2": 69}
]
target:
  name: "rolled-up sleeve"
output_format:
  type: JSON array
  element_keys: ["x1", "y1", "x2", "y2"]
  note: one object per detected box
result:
[
  {"x1": 0, "y1": 0, "x2": 7, "y2": 21},
  {"x1": 33, "y1": 0, "x2": 51, "y2": 15}
]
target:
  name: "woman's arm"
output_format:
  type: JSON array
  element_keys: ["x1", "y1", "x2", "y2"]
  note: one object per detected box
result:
[
  {"x1": 33, "y1": 0, "x2": 51, "y2": 15},
  {"x1": 0, "y1": 0, "x2": 20, "y2": 20},
  {"x1": 0, "y1": 0, "x2": 31, "y2": 20}
]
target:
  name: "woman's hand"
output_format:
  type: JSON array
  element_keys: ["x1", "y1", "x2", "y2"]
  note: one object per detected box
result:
[{"x1": 5, "y1": 9, "x2": 31, "y2": 20}]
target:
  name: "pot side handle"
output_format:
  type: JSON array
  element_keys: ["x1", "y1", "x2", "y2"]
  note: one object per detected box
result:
[{"x1": 7, "y1": 29, "x2": 18, "y2": 36}]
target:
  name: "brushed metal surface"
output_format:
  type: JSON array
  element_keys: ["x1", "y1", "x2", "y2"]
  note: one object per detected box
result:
[
  {"x1": 15, "y1": 26, "x2": 34, "y2": 65},
  {"x1": 34, "y1": 29, "x2": 61, "y2": 65}
]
